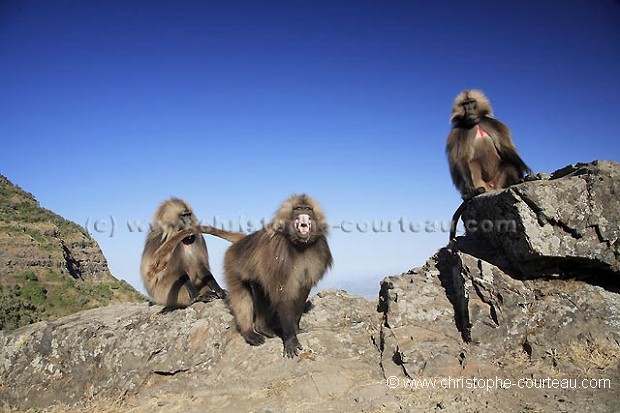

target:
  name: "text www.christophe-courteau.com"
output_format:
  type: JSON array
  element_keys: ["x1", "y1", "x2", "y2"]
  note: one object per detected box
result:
[
  {"x1": 386, "y1": 376, "x2": 613, "y2": 391},
  {"x1": 83, "y1": 216, "x2": 518, "y2": 237}
]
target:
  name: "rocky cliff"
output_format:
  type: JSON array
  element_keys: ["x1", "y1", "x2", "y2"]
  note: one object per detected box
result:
[
  {"x1": 0, "y1": 174, "x2": 144, "y2": 330},
  {"x1": 1, "y1": 161, "x2": 618, "y2": 413},
  {"x1": 460, "y1": 160, "x2": 619, "y2": 276}
]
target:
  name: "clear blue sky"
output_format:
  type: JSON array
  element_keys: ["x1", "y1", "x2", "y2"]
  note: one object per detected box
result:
[{"x1": 2, "y1": 1, "x2": 619, "y2": 297}]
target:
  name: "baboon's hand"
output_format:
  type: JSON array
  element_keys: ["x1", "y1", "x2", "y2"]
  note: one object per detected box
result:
[
  {"x1": 192, "y1": 289, "x2": 227, "y2": 303},
  {"x1": 192, "y1": 291, "x2": 219, "y2": 303},
  {"x1": 283, "y1": 336, "x2": 302, "y2": 358}
]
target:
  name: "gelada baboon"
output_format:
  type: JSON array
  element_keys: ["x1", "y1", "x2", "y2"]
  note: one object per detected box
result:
[
  {"x1": 224, "y1": 194, "x2": 333, "y2": 358},
  {"x1": 446, "y1": 89, "x2": 531, "y2": 199},
  {"x1": 140, "y1": 197, "x2": 245, "y2": 309}
]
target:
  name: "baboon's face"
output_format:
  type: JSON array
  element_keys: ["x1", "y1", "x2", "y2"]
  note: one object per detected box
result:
[
  {"x1": 176, "y1": 208, "x2": 194, "y2": 231},
  {"x1": 163, "y1": 203, "x2": 195, "y2": 232},
  {"x1": 155, "y1": 199, "x2": 197, "y2": 240},
  {"x1": 288, "y1": 202, "x2": 316, "y2": 244},
  {"x1": 451, "y1": 90, "x2": 491, "y2": 128},
  {"x1": 460, "y1": 98, "x2": 477, "y2": 120},
  {"x1": 455, "y1": 96, "x2": 481, "y2": 127}
]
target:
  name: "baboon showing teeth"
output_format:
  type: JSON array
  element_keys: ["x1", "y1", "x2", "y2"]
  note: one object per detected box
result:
[
  {"x1": 223, "y1": 194, "x2": 333, "y2": 358},
  {"x1": 140, "y1": 198, "x2": 244, "y2": 309},
  {"x1": 446, "y1": 89, "x2": 531, "y2": 199}
]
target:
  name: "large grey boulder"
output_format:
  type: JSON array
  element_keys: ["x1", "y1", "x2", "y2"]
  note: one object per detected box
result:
[
  {"x1": 378, "y1": 249, "x2": 620, "y2": 412},
  {"x1": 0, "y1": 301, "x2": 235, "y2": 407},
  {"x1": 0, "y1": 292, "x2": 393, "y2": 412},
  {"x1": 460, "y1": 160, "x2": 620, "y2": 276}
]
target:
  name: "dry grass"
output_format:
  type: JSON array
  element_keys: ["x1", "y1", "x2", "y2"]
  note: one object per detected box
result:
[{"x1": 567, "y1": 337, "x2": 620, "y2": 371}]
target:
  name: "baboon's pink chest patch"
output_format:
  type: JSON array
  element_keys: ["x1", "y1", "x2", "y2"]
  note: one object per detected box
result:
[{"x1": 476, "y1": 125, "x2": 490, "y2": 138}]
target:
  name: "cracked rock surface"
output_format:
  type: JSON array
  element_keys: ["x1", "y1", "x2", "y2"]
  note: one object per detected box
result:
[
  {"x1": 461, "y1": 160, "x2": 620, "y2": 276},
  {"x1": 1, "y1": 161, "x2": 619, "y2": 412}
]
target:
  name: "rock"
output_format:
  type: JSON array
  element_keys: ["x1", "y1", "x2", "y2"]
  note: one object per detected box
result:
[
  {"x1": 377, "y1": 249, "x2": 620, "y2": 412},
  {"x1": 460, "y1": 160, "x2": 620, "y2": 276},
  {"x1": 0, "y1": 292, "x2": 393, "y2": 412},
  {"x1": 0, "y1": 301, "x2": 234, "y2": 407}
]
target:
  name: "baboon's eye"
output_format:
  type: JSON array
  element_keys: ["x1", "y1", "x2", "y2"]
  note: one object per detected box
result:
[{"x1": 462, "y1": 100, "x2": 476, "y2": 112}]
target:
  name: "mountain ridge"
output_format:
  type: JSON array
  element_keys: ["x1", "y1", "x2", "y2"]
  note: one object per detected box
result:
[{"x1": 0, "y1": 174, "x2": 145, "y2": 330}]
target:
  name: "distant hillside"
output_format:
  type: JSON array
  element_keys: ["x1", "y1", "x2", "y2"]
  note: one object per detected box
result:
[{"x1": 0, "y1": 174, "x2": 145, "y2": 330}]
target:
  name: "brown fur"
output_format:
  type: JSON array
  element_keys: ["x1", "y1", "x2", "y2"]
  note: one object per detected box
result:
[
  {"x1": 446, "y1": 89, "x2": 531, "y2": 198},
  {"x1": 148, "y1": 225, "x2": 246, "y2": 276},
  {"x1": 223, "y1": 194, "x2": 333, "y2": 358},
  {"x1": 140, "y1": 198, "x2": 244, "y2": 309}
]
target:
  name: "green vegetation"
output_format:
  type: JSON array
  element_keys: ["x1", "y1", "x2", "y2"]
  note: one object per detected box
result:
[
  {"x1": 0, "y1": 175, "x2": 85, "y2": 238},
  {"x1": 1, "y1": 270, "x2": 146, "y2": 330},
  {"x1": 0, "y1": 284, "x2": 43, "y2": 330},
  {"x1": 0, "y1": 175, "x2": 146, "y2": 331}
]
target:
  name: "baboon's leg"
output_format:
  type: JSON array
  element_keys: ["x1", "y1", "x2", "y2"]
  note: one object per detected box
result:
[
  {"x1": 251, "y1": 283, "x2": 276, "y2": 338},
  {"x1": 154, "y1": 272, "x2": 195, "y2": 310},
  {"x1": 276, "y1": 298, "x2": 303, "y2": 358},
  {"x1": 228, "y1": 274, "x2": 265, "y2": 346},
  {"x1": 468, "y1": 160, "x2": 492, "y2": 192},
  {"x1": 493, "y1": 164, "x2": 521, "y2": 188},
  {"x1": 294, "y1": 286, "x2": 312, "y2": 332}
]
